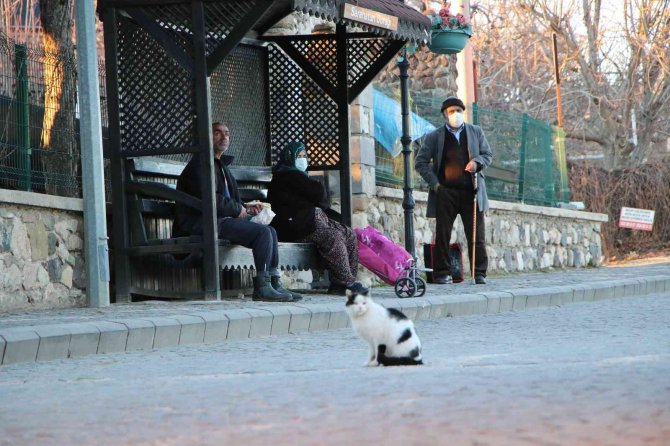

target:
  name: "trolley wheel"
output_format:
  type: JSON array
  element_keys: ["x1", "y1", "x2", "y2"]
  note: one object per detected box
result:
[
  {"x1": 395, "y1": 277, "x2": 417, "y2": 298},
  {"x1": 414, "y1": 277, "x2": 427, "y2": 297}
]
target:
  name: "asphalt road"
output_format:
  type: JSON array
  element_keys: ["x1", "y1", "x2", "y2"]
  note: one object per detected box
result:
[{"x1": 1, "y1": 293, "x2": 669, "y2": 446}]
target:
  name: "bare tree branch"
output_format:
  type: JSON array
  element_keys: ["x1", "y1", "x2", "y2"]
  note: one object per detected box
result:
[{"x1": 472, "y1": 0, "x2": 670, "y2": 170}]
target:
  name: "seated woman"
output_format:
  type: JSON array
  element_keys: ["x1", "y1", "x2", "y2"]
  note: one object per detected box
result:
[{"x1": 268, "y1": 141, "x2": 368, "y2": 295}]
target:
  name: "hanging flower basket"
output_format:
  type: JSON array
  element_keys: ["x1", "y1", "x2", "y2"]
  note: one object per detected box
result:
[
  {"x1": 423, "y1": 2, "x2": 473, "y2": 55},
  {"x1": 429, "y1": 28, "x2": 471, "y2": 55}
]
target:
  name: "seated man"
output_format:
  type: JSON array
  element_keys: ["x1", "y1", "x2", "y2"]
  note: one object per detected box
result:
[{"x1": 172, "y1": 122, "x2": 302, "y2": 302}]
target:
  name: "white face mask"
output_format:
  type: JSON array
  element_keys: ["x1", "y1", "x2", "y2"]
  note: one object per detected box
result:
[
  {"x1": 449, "y1": 112, "x2": 463, "y2": 129},
  {"x1": 295, "y1": 158, "x2": 308, "y2": 172},
  {"x1": 448, "y1": 111, "x2": 464, "y2": 128}
]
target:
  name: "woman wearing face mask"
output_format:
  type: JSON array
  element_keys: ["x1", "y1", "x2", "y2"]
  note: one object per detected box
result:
[{"x1": 268, "y1": 141, "x2": 368, "y2": 295}]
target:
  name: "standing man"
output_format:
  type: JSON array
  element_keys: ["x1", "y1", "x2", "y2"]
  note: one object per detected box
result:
[
  {"x1": 415, "y1": 96, "x2": 493, "y2": 284},
  {"x1": 173, "y1": 122, "x2": 302, "y2": 302}
]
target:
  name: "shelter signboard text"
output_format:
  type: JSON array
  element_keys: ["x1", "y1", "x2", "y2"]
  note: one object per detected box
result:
[{"x1": 343, "y1": 3, "x2": 398, "y2": 31}]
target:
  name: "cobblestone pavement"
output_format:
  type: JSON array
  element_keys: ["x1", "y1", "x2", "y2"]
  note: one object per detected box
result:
[
  {"x1": 1, "y1": 262, "x2": 669, "y2": 329},
  {"x1": 1, "y1": 293, "x2": 668, "y2": 446}
]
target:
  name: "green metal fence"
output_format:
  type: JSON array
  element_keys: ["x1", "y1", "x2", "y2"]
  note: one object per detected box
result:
[
  {"x1": 471, "y1": 103, "x2": 569, "y2": 206},
  {"x1": 0, "y1": 33, "x2": 94, "y2": 198},
  {"x1": 1, "y1": 32, "x2": 570, "y2": 207},
  {"x1": 373, "y1": 88, "x2": 570, "y2": 207}
]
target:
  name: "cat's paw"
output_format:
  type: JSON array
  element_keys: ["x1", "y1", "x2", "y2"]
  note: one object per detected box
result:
[{"x1": 366, "y1": 359, "x2": 380, "y2": 367}]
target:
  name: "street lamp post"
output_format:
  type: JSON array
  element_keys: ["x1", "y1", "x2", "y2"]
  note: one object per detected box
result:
[{"x1": 398, "y1": 50, "x2": 416, "y2": 258}]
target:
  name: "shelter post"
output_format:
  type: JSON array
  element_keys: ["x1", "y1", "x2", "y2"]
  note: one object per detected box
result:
[{"x1": 398, "y1": 50, "x2": 415, "y2": 257}]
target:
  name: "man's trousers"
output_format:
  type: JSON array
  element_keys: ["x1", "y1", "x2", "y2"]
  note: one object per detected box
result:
[{"x1": 434, "y1": 186, "x2": 488, "y2": 278}]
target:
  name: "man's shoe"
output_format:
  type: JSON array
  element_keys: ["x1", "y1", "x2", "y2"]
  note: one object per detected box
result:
[
  {"x1": 475, "y1": 275, "x2": 487, "y2": 285},
  {"x1": 432, "y1": 275, "x2": 450, "y2": 285},
  {"x1": 252, "y1": 273, "x2": 293, "y2": 302},
  {"x1": 270, "y1": 276, "x2": 303, "y2": 302}
]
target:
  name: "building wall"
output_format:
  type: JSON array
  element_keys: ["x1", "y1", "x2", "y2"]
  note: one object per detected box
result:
[{"x1": 0, "y1": 188, "x2": 606, "y2": 311}]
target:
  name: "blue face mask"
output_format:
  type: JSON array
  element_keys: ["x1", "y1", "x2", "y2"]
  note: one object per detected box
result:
[{"x1": 295, "y1": 158, "x2": 308, "y2": 172}]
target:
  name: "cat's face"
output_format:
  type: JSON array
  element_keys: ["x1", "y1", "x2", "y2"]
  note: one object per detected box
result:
[{"x1": 345, "y1": 290, "x2": 370, "y2": 317}]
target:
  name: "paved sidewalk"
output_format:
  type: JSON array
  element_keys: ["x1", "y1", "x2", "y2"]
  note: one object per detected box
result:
[{"x1": 1, "y1": 262, "x2": 669, "y2": 366}]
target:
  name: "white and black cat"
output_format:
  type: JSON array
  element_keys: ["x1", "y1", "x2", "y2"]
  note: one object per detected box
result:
[{"x1": 345, "y1": 289, "x2": 423, "y2": 366}]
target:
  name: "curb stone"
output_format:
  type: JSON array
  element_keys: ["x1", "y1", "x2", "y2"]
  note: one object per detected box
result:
[
  {"x1": 222, "y1": 310, "x2": 253, "y2": 340},
  {"x1": 287, "y1": 306, "x2": 311, "y2": 334},
  {"x1": 172, "y1": 315, "x2": 206, "y2": 345},
  {"x1": 67, "y1": 323, "x2": 102, "y2": 358},
  {"x1": 141, "y1": 317, "x2": 180, "y2": 349},
  {"x1": 1, "y1": 328, "x2": 40, "y2": 365},
  {"x1": 246, "y1": 309, "x2": 274, "y2": 338},
  {"x1": 1, "y1": 275, "x2": 669, "y2": 366},
  {"x1": 266, "y1": 307, "x2": 292, "y2": 336},
  {"x1": 307, "y1": 304, "x2": 342, "y2": 332},
  {"x1": 115, "y1": 319, "x2": 156, "y2": 352},
  {"x1": 189, "y1": 311, "x2": 230, "y2": 343},
  {"x1": 480, "y1": 291, "x2": 514, "y2": 314},
  {"x1": 35, "y1": 325, "x2": 71, "y2": 361},
  {"x1": 93, "y1": 321, "x2": 129, "y2": 354}
]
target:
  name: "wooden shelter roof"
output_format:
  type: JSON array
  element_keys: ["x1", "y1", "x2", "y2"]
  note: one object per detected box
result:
[{"x1": 98, "y1": 0, "x2": 431, "y2": 44}]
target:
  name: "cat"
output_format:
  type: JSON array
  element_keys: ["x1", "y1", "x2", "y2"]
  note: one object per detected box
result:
[{"x1": 345, "y1": 289, "x2": 423, "y2": 366}]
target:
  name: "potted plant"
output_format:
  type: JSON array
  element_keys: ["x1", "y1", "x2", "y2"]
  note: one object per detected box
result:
[{"x1": 424, "y1": 1, "x2": 472, "y2": 54}]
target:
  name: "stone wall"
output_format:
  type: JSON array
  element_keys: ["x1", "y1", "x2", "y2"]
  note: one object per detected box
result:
[
  {"x1": 0, "y1": 176, "x2": 607, "y2": 309},
  {"x1": 352, "y1": 186, "x2": 607, "y2": 285},
  {"x1": 0, "y1": 190, "x2": 86, "y2": 312},
  {"x1": 376, "y1": 47, "x2": 459, "y2": 112}
]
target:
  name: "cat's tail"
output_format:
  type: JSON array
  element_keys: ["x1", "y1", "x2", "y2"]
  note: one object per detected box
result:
[{"x1": 377, "y1": 344, "x2": 423, "y2": 366}]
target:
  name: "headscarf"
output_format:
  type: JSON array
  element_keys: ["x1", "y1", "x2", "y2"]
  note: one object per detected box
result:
[{"x1": 273, "y1": 141, "x2": 307, "y2": 175}]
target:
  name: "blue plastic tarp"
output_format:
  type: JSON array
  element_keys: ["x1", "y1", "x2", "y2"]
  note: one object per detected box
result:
[{"x1": 373, "y1": 88, "x2": 436, "y2": 156}]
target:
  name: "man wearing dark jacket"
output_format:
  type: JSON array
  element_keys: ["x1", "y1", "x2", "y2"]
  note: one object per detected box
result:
[
  {"x1": 415, "y1": 96, "x2": 493, "y2": 284},
  {"x1": 173, "y1": 122, "x2": 302, "y2": 302}
]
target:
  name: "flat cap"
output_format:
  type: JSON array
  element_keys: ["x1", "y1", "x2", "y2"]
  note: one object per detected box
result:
[{"x1": 440, "y1": 96, "x2": 466, "y2": 112}]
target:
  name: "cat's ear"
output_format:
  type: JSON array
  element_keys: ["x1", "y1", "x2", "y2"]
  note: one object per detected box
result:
[{"x1": 345, "y1": 289, "x2": 355, "y2": 306}]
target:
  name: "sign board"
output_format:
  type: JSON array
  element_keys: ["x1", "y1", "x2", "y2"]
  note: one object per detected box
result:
[
  {"x1": 343, "y1": 3, "x2": 398, "y2": 32},
  {"x1": 618, "y1": 207, "x2": 655, "y2": 231}
]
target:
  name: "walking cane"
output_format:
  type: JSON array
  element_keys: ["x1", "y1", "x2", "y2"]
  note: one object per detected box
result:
[{"x1": 471, "y1": 172, "x2": 478, "y2": 285}]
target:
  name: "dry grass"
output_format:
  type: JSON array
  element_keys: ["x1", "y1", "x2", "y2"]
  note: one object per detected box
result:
[{"x1": 569, "y1": 161, "x2": 670, "y2": 262}]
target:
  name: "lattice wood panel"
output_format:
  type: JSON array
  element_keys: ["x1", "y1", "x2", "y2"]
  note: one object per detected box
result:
[
  {"x1": 211, "y1": 44, "x2": 270, "y2": 167},
  {"x1": 347, "y1": 38, "x2": 393, "y2": 88},
  {"x1": 117, "y1": 16, "x2": 196, "y2": 156},
  {"x1": 140, "y1": 4, "x2": 193, "y2": 58},
  {"x1": 291, "y1": 37, "x2": 338, "y2": 88},
  {"x1": 204, "y1": 0, "x2": 258, "y2": 57},
  {"x1": 268, "y1": 44, "x2": 339, "y2": 169}
]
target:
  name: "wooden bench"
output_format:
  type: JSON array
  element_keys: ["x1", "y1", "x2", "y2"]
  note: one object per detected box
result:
[
  {"x1": 117, "y1": 156, "x2": 325, "y2": 300},
  {"x1": 483, "y1": 164, "x2": 520, "y2": 202},
  {"x1": 485, "y1": 165, "x2": 518, "y2": 184}
]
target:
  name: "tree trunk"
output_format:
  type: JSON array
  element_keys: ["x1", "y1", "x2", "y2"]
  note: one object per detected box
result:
[
  {"x1": 631, "y1": 117, "x2": 655, "y2": 165},
  {"x1": 39, "y1": 0, "x2": 79, "y2": 197}
]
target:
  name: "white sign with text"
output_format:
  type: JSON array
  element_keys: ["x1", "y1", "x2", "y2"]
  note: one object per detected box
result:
[{"x1": 618, "y1": 207, "x2": 655, "y2": 231}]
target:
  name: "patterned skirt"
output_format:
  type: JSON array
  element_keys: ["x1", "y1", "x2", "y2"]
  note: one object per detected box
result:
[{"x1": 298, "y1": 208, "x2": 358, "y2": 285}]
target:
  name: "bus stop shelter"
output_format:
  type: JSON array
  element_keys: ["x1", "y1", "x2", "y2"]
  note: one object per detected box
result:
[{"x1": 98, "y1": 0, "x2": 430, "y2": 301}]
